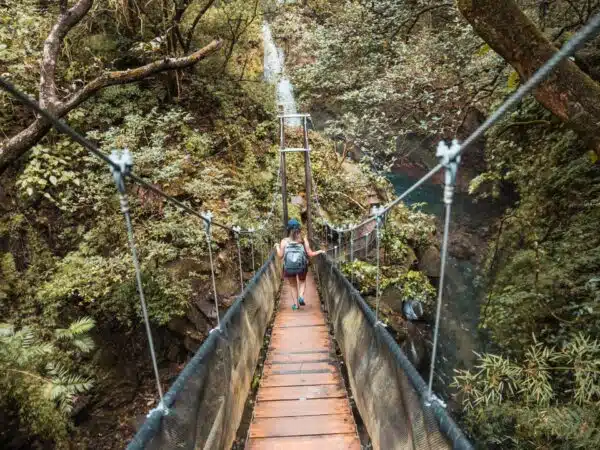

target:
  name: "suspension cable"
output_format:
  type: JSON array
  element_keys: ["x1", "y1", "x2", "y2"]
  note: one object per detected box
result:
[
  {"x1": 109, "y1": 150, "x2": 164, "y2": 407},
  {"x1": 233, "y1": 227, "x2": 244, "y2": 293},
  {"x1": 374, "y1": 212, "x2": 383, "y2": 326},
  {"x1": 426, "y1": 141, "x2": 460, "y2": 402},
  {"x1": 203, "y1": 212, "x2": 221, "y2": 330},
  {"x1": 0, "y1": 77, "x2": 259, "y2": 235},
  {"x1": 249, "y1": 229, "x2": 256, "y2": 273}
]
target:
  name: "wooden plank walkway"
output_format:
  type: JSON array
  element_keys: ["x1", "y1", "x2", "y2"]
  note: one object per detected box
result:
[{"x1": 246, "y1": 272, "x2": 360, "y2": 450}]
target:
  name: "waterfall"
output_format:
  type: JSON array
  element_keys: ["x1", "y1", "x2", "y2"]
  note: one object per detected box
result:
[{"x1": 262, "y1": 23, "x2": 301, "y2": 127}]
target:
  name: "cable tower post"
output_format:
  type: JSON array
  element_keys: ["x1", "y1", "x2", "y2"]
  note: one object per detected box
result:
[
  {"x1": 426, "y1": 139, "x2": 461, "y2": 405},
  {"x1": 278, "y1": 105, "x2": 289, "y2": 235},
  {"x1": 109, "y1": 149, "x2": 165, "y2": 410},
  {"x1": 302, "y1": 115, "x2": 313, "y2": 242}
]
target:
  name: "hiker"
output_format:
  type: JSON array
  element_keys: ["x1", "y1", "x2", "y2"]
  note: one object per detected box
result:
[{"x1": 275, "y1": 218, "x2": 324, "y2": 309}]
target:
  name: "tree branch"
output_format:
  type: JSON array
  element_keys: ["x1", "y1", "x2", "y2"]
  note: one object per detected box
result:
[
  {"x1": 391, "y1": 3, "x2": 453, "y2": 41},
  {"x1": 0, "y1": 39, "x2": 223, "y2": 174},
  {"x1": 40, "y1": 0, "x2": 93, "y2": 110},
  {"x1": 63, "y1": 38, "x2": 223, "y2": 111},
  {"x1": 184, "y1": 0, "x2": 217, "y2": 52}
]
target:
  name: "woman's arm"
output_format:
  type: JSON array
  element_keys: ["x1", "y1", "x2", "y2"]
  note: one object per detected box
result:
[
  {"x1": 274, "y1": 239, "x2": 285, "y2": 259},
  {"x1": 304, "y1": 237, "x2": 325, "y2": 258}
]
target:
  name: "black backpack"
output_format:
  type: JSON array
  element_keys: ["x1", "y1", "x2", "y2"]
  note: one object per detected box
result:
[{"x1": 283, "y1": 242, "x2": 308, "y2": 274}]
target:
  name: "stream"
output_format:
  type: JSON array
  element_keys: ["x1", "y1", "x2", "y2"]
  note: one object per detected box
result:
[{"x1": 388, "y1": 172, "x2": 492, "y2": 401}]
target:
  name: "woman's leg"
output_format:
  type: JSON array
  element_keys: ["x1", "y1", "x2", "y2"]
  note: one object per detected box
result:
[
  {"x1": 288, "y1": 276, "x2": 299, "y2": 308},
  {"x1": 297, "y1": 273, "x2": 307, "y2": 305}
]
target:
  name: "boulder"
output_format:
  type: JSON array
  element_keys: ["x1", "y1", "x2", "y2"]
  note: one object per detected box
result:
[
  {"x1": 417, "y1": 245, "x2": 441, "y2": 278},
  {"x1": 379, "y1": 285, "x2": 404, "y2": 314}
]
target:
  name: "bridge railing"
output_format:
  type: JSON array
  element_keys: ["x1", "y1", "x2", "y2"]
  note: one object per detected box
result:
[
  {"x1": 128, "y1": 253, "x2": 282, "y2": 450},
  {"x1": 314, "y1": 254, "x2": 472, "y2": 450}
]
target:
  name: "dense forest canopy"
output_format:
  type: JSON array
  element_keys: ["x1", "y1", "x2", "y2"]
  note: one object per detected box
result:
[{"x1": 1, "y1": 0, "x2": 600, "y2": 448}]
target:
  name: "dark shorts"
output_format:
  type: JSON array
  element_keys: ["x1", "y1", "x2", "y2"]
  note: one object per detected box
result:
[{"x1": 283, "y1": 269, "x2": 307, "y2": 281}]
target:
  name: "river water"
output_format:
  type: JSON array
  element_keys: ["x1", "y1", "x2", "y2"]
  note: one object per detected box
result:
[{"x1": 388, "y1": 171, "x2": 490, "y2": 401}]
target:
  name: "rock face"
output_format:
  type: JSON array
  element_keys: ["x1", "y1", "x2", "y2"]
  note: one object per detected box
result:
[
  {"x1": 380, "y1": 285, "x2": 404, "y2": 313},
  {"x1": 167, "y1": 316, "x2": 206, "y2": 353},
  {"x1": 417, "y1": 244, "x2": 441, "y2": 278}
]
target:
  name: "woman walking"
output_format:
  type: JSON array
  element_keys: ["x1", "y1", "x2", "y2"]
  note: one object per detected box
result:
[{"x1": 275, "y1": 219, "x2": 324, "y2": 309}]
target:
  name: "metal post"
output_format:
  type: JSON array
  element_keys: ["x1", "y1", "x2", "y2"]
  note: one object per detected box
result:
[
  {"x1": 279, "y1": 114, "x2": 289, "y2": 235},
  {"x1": 303, "y1": 116, "x2": 312, "y2": 242}
]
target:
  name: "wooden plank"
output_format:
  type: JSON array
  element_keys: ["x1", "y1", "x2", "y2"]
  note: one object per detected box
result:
[
  {"x1": 247, "y1": 434, "x2": 361, "y2": 450},
  {"x1": 270, "y1": 328, "x2": 330, "y2": 338},
  {"x1": 250, "y1": 415, "x2": 356, "y2": 438},
  {"x1": 265, "y1": 352, "x2": 333, "y2": 364},
  {"x1": 247, "y1": 273, "x2": 359, "y2": 448},
  {"x1": 257, "y1": 384, "x2": 346, "y2": 401},
  {"x1": 263, "y1": 362, "x2": 336, "y2": 375},
  {"x1": 269, "y1": 337, "x2": 330, "y2": 351},
  {"x1": 261, "y1": 372, "x2": 339, "y2": 387},
  {"x1": 253, "y1": 398, "x2": 351, "y2": 418}
]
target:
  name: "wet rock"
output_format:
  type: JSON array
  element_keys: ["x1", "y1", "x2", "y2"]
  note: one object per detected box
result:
[
  {"x1": 447, "y1": 228, "x2": 478, "y2": 260},
  {"x1": 380, "y1": 285, "x2": 404, "y2": 313},
  {"x1": 402, "y1": 299, "x2": 424, "y2": 321},
  {"x1": 167, "y1": 316, "x2": 205, "y2": 353},
  {"x1": 186, "y1": 304, "x2": 210, "y2": 334},
  {"x1": 417, "y1": 245, "x2": 440, "y2": 278},
  {"x1": 183, "y1": 335, "x2": 202, "y2": 353}
]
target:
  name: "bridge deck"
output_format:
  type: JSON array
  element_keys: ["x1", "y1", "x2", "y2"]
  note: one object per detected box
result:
[{"x1": 246, "y1": 272, "x2": 360, "y2": 449}]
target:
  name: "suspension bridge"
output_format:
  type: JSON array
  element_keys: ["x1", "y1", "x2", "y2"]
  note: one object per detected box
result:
[{"x1": 2, "y1": 10, "x2": 600, "y2": 450}]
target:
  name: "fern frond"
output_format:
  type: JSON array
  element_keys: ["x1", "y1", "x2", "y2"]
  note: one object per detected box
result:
[
  {"x1": 0, "y1": 322, "x2": 14, "y2": 337},
  {"x1": 72, "y1": 336, "x2": 95, "y2": 353},
  {"x1": 68, "y1": 317, "x2": 95, "y2": 336}
]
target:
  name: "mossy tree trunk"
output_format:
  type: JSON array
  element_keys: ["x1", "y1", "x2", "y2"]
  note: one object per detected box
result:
[{"x1": 458, "y1": 0, "x2": 600, "y2": 156}]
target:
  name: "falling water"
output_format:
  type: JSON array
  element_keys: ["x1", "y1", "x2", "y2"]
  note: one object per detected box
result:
[{"x1": 262, "y1": 23, "x2": 301, "y2": 127}]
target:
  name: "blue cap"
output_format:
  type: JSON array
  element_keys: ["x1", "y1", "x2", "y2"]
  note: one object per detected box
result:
[{"x1": 287, "y1": 218, "x2": 301, "y2": 230}]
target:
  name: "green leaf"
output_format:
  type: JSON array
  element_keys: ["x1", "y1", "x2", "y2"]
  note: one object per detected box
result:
[
  {"x1": 49, "y1": 175, "x2": 57, "y2": 185},
  {"x1": 507, "y1": 71, "x2": 520, "y2": 90}
]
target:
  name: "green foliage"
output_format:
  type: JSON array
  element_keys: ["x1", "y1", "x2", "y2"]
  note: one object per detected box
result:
[
  {"x1": 341, "y1": 260, "x2": 435, "y2": 307},
  {"x1": 0, "y1": 320, "x2": 94, "y2": 446},
  {"x1": 455, "y1": 95, "x2": 600, "y2": 447},
  {"x1": 453, "y1": 335, "x2": 600, "y2": 448}
]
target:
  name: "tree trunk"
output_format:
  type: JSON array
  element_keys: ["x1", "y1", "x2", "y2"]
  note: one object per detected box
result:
[
  {"x1": 0, "y1": 39, "x2": 222, "y2": 173},
  {"x1": 457, "y1": 0, "x2": 600, "y2": 155}
]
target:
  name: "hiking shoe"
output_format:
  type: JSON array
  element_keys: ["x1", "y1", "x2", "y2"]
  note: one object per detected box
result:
[
  {"x1": 298, "y1": 297, "x2": 305, "y2": 306},
  {"x1": 292, "y1": 304, "x2": 298, "y2": 310}
]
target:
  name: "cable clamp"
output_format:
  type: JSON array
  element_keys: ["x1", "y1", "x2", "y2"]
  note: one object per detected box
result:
[
  {"x1": 436, "y1": 139, "x2": 461, "y2": 205},
  {"x1": 202, "y1": 210, "x2": 213, "y2": 233},
  {"x1": 424, "y1": 392, "x2": 447, "y2": 408},
  {"x1": 209, "y1": 326, "x2": 221, "y2": 334},
  {"x1": 109, "y1": 149, "x2": 132, "y2": 194},
  {"x1": 232, "y1": 225, "x2": 241, "y2": 236},
  {"x1": 147, "y1": 400, "x2": 169, "y2": 418},
  {"x1": 374, "y1": 320, "x2": 386, "y2": 328}
]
